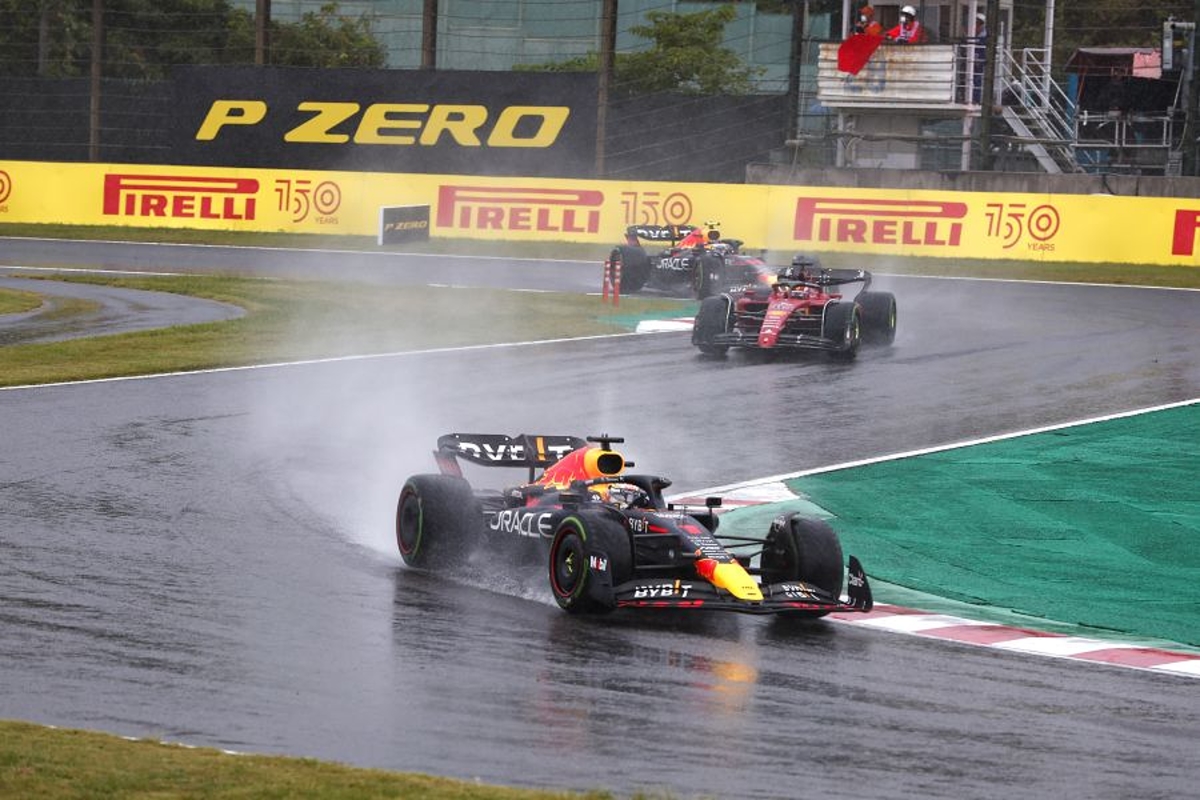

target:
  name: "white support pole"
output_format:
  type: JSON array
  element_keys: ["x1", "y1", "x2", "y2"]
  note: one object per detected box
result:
[{"x1": 1043, "y1": 0, "x2": 1055, "y2": 106}]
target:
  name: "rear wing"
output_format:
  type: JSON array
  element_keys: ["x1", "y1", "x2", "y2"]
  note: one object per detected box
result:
[
  {"x1": 777, "y1": 266, "x2": 873, "y2": 293},
  {"x1": 434, "y1": 433, "x2": 587, "y2": 481},
  {"x1": 624, "y1": 224, "x2": 694, "y2": 246}
]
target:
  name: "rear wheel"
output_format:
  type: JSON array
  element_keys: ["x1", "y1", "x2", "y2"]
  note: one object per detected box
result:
[
  {"x1": 396, "y1": 474, "x2": 481, "y2": 569},
  {"x1": 760, "y1": 514, "x2": 845, "y2": 607},
  {"x1": 692, "y1": 295, "x2": 731, "y2": 357},
  {"x1": 609, "y1": 246, "x2": 651, "y2": 293},
  {"x1": 692, "y1": 254, "x2": 725, "y2": 300},
  {"x1": 548, "y1": 514, "x2": 632, "y2": 614},
  {"x1": 858, "y1": 291, "x2": 897, "y2": 345},
  {"x1": 822, "y1": 301, "x2": 861, "y2": 361}
]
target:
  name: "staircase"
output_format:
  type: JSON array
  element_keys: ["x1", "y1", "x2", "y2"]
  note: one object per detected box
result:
[{"x1": 995, "y1": 48, "x2": 1084, "y2": 174}]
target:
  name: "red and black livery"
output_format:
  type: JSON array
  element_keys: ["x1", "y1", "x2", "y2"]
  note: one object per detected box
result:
[
  {"x1": 397, "y1": 433, "x2": 873, "y2": 617},
  {"x1": 605, "y1": 222, "x2": 777, "y2": 300},
  {"x1": 692, "y1": 258, "x2": 898, "y2": 360}
]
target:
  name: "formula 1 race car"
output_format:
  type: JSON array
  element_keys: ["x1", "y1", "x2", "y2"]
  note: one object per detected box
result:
[
  {"x1": 605, "y1": 222, "x2": 776, "y2": 299},
  {"x1": 396, "y1": 433, "x2": 873, "y2": 617},
  {"x1": 692, "y1": 256, "x2": 897, "y2": 360}
]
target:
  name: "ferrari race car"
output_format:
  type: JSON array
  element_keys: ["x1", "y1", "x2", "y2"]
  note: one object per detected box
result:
[
  {"x1": 692, "y1": 256, "x2": 897, "y2": 360},
  {"x1": 396, "y1": 433, "x2": 873, "y2": 617},
  {"x1": 605, "y1": 222, "x2": 776, "y2": 299}
]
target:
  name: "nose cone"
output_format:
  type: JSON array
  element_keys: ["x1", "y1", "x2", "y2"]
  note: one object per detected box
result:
[{"x1": 706, "y1": 560, "x2": 763, "y2": 602}]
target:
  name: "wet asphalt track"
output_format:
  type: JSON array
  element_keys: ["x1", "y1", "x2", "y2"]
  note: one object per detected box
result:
[
  {"x1": 1, "y1": 240, "x2": 1199, "y2": 799},
  {"x1": 0, "y1": 274, "x2": 243, "y2": 344}
]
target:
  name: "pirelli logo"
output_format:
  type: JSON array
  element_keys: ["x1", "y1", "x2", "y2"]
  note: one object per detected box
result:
[
  {"x1": 103, "y1": 174, "x2": 258, "y2": 220},
  {"x1": 1173, "y1": 209, "x2": 1200, "y2": 256},
  {"x1": 436, "y1": 185, "x2": 602, "y2": 233},
  {"x1": 794, "y1": 197, "x2": 967, "y2": 247}
]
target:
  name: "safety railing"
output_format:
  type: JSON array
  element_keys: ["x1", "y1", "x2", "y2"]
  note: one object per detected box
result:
[
  {"x1": 1073, "y1": 111, "x2": 1178, "y2": 174},
  {"x1": 997, "y1": 48, "x2": 1082, "y2": 173}
]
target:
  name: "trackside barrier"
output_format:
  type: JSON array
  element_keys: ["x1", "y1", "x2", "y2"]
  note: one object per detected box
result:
[
  {"x1": 0, "y1": 160, "x2": 1197, "y2": 266},
  {"x1": 601, "y1": 257, "x2": 621, "y2": 306}
]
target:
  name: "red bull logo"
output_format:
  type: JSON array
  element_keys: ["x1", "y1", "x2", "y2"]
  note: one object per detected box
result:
[
  {"x1": 794, "y1": 197, "x2": 966, "y2": 247},
  {"x1": 537, "y1": 446, "x2": 624, "y2": 490}
]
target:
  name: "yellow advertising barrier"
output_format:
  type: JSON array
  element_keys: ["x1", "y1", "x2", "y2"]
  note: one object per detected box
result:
[{"x1": 0, "y1": 160, "x2": 1197, "y2": 266}]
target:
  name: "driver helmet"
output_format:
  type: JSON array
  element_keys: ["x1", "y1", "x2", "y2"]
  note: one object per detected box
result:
[
  {"x1": 587, "y1": 483, "x2": 611, "y2": 502},
  {"x1": 901, "y1": 5, "x2": 916, "y2": 18}
]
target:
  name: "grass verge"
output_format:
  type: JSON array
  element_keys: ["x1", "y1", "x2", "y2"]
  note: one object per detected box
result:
[
  {"x1": 0, "y1": 285, "x2": 45, "y2": 315},
  {"x1": 0, "y1": 273, "x2": 691, "y2": 387},
  {"x1": 0, "y1": 720, "x2": 614, "y2": 800}
]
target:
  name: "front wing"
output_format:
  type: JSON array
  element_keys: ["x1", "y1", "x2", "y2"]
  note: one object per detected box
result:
[
  {"x1": 613, "y1": 556, "x2": 874, "y2": 615},
  {"x1": 707, "y1": 330, "x2": 845, "y2": 352}
]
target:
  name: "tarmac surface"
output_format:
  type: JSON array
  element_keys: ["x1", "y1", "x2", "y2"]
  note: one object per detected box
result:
[
  {"x1": 1, "y1": 242, "x2": 1198, "y2": 799},
  {"x1": 0, "y1": 273, "x2": 243, "y2": 344}
]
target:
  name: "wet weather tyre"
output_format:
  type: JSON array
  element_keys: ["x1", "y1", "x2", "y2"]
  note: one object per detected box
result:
[
  {"x1": 858, "y1": 291, "x2": 897, "y2": 345},
  {"x1": 396, "y1": 474, "x2": 481, "y2": 569},
  {"x1": 610, "y1": 246, "x2": 651, "y2": 293},
  {"x1": 693, "y1": 254, "x2": 725, "y2": 300},
  {"x1": 548, "y1": 514, "x2": 632, "y2": 614},
  {"x1": 761, "y1": 514, "x2": 845, "y2": 613},
  {"x1": 692, "y1": 295, "x2": 731, "y2": 357},
  {"x1": 822, "y1": 301, "x2": 862, "y2": 361}
]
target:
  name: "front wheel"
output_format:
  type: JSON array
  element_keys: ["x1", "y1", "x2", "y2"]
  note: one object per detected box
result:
[
  {"x1": 760, "y1": 514, "x2": 845, "y2": 611},
  {"x1": 548, "y1": 513, "x2": 632, "y2": 614},
  {"x1": 396, "y1": 474, "x2": 481, "y2": 569},
  {"x1": 692, "y1": 295, "x2": 731, "y2": 357},
  {"x1": 822, "y1": 301, "x2": 862, "y2": 361}
]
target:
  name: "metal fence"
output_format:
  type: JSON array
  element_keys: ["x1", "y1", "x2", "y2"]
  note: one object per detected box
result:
[{"x1": 0, "y1": 1, "x2": 808, "y2": 180}]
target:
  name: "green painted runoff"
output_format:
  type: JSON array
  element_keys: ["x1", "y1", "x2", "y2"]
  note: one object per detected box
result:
[{"x1": 790, "y1": 403, "x2": 1200, "y2": 649}]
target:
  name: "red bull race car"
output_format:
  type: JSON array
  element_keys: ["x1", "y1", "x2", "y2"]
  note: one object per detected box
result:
[
  {"x1": 605, "y1": 222, "x2": 776, "y2": 299},
  {"x1": 396, "y1": 433, "x2": 873, "y2": 617},
  {"x1": 692, "y1": 256, "x2": 897, "y2": 360}
]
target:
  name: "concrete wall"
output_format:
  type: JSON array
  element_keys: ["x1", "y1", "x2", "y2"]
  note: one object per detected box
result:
[{"x1": 745, "y1": 165, "x2": 1200, "y2": 198}]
